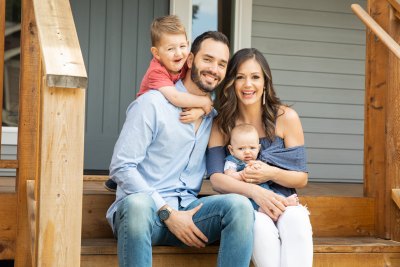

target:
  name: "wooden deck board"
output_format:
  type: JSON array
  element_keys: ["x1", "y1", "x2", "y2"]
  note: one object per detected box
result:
[
  {"x1": 0, "y1": 176, "x2": 364, "y2": 196},
  {"x1": 81, "y1": 237, "x2": 400, "y2": 255}
]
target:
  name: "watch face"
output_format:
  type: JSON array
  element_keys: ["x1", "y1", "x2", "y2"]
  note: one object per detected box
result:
[{"x1": 159, "y1": 209, "x2": 170, "y2": 221}]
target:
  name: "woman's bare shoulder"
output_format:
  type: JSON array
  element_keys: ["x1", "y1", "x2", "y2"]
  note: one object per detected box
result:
[
  {"x1": 277, "y1": 105, "x2": 300, "y2": 124},
  {"x1": 277, "y1": 105, "x2": 304, "y2": 145}
]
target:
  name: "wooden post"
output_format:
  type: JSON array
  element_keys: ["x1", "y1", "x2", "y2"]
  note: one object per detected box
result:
[
  {"x1": 35, "y1": 82, "x2": 85, "y2": 267},
  {"x1": 0, "y1": 0, "x2": 5, "y2": 144},
  {"x1": 387, "y1": 6, "x2": 400, "y2": 241},
  {"x1": 14, "y1": 0, "x2": 41, "y2": 266},
  {"x1": 363, "y1": 0, "x2": 390, "y2": 239}
]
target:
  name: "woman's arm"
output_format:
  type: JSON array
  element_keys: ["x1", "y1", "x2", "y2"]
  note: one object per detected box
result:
[
  {"x1": 243, "y1": 106, "x2": 308, "y2": 188},
  {"x1": 242, "y1": 162, "x2": 307, "y2": 188}
]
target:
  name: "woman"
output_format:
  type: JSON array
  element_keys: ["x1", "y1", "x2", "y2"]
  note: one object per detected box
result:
[{"x1": 207, "y1": 48, "x2": 313, "y2": 267}]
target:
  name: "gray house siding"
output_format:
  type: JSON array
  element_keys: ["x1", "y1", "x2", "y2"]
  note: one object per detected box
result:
[
  {"x1": 252, "y1": 0, "x2": 366, "y2": 182},
  {"x1": 70, "y1": 0, "x2": 169, "y2": 170}
]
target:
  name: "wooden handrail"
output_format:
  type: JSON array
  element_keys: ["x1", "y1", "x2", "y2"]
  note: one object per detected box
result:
[
  {"x1": 0, "y1": 160, "x2": 18, "y2": 169},
  {"x1": 387, "y1": 0, "x2": 400, "y2": 15},
  {"x1": 33, "y1": 0, "x2": 87, "y2": 88},
  {"x1": 351, "y1": 4, "x2": 400, "y2": 59},
  {"x1": 392, "y1": 189, "x2": 400, "y2": 209}
]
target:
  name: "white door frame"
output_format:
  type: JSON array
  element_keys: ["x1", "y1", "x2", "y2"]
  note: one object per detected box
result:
[{"x1": 170, "y1": 0, "x2": 252, "y2": 52}]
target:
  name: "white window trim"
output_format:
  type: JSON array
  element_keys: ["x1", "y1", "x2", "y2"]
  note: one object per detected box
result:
[
  {"x1": 170, "y1": 0, "x2": 193, "y2": 43},
  {"x1": 232, "y1": 0, "x2": 252, "y2": 52},
  {"x1": 170, "y1": 0, "x2": 252, "y2": 52},
  {"x1": 2, "y1": 126, "x2": 18, "y2": 145}
]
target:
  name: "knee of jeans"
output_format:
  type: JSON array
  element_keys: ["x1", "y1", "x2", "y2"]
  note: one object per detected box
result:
[
  {"x1": 119, "y1": 193, "x2": 155, "y2": 223},
  {"x1": 224, "y1": 194, "x2": 254, "y2": 224},
  {"x1": 278, "y1": 206, "x2": 312, "y2": 238}
]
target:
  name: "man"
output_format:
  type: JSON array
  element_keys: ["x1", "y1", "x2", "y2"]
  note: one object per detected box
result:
[{"x1": 106, "y1": 31, "x2": 254, "y2": 267}]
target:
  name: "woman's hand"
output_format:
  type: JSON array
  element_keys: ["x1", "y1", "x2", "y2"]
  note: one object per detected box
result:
[
  {"x1": 251, "y1": 186, "x2": 288, "y2": 221},
  {"x1": 242, "y1": 160, "x2": 276, "y2": 185}
]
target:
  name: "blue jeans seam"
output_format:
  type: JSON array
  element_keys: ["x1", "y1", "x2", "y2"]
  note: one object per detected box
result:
[{"x1": 193, "y1": 213, "x2": 223, "y2": 224}]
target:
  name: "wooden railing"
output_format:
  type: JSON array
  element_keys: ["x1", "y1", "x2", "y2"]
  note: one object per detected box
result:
[
  {"x1": 352, "y1": 1, "x2": 400, "y2": 241},
  {"x1": 9, "y1": 0, "x2": 88, "y2": 266},
  {"x1": 351, "y1": 4, "x2": 400, "y2": 59},
  {"x1": 0, "y1": 0, "x2": 5, "y2": 147}
]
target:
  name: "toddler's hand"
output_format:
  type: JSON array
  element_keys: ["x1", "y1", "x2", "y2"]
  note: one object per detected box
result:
[
  {"x1": 180, "y1": 108, "x2": 205, "y2": 124},
  {"x1": 201, "y1": 96, "x2": 213, "y2": 115}
]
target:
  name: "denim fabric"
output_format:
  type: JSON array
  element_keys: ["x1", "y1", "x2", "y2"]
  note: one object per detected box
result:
[
  {"x1": 259, "y1": 137, "x2": 307, "y2": 172},
  {"x1": 224, "y1": 154, "x2": 247, "y2": 171},
  {"x1": 114, "y1": 193, "x2": 255, "y2": 267}
]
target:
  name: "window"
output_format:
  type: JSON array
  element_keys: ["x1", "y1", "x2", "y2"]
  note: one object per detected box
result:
[
  {"x1": 192, "y1": 0, "x2": 232, "y2": 46},
  {"x1": 2, "y1": 0, "x2": 20, "y2": 146},
  {"x1": 3, "y1": 0, "x2": 20, "y2": 128}
]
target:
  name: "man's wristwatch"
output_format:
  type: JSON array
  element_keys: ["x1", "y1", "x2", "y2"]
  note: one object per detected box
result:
[{"x1": 158, "y1": 206, "x2": 173, "y2": 222}]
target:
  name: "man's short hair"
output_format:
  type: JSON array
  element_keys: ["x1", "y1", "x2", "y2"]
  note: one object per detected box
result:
[
  {"x1": 150, "y1": 15, "x2": 187, "y2": 47},
  {"x1": 191, "y1": 31, "x2": 230, "y2": 56}
]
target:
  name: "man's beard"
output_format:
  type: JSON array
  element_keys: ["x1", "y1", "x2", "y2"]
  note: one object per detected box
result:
[{"x1": 190, "y1": 62, "x2": 221, "y2": 93}]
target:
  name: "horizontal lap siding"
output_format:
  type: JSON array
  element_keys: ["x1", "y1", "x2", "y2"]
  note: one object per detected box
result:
[{"x1": 252, "y1": 0, "x2": 366, "y2": 182}]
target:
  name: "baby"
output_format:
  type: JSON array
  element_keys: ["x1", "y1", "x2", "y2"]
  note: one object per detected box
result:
[{"x1": 224, "y1": 124, "x2": 299, "y2": 212}]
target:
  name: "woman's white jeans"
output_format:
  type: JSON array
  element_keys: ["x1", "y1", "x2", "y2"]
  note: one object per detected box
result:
[{"x1": 252, "y1": 205, "x2": 313, "y2": 267}]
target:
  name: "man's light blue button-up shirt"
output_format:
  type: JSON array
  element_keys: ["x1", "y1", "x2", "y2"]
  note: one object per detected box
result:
[{"x1": 106, "y1": 80, "x2": 216, "y2": 231}]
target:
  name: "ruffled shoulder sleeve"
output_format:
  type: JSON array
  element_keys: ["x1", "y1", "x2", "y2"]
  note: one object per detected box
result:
[{"x1": 259, "y1": 138, "x2": 308, "y2": 172}]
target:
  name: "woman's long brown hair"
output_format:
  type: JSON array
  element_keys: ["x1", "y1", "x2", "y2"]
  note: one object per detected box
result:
[{"x1": 214, "y1": 48, "x2": 283, "y2": 145}]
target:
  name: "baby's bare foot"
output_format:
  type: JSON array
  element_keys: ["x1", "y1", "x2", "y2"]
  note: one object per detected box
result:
[{"x1": 286, "y1": 194, "x2": 299, "y2": 206}]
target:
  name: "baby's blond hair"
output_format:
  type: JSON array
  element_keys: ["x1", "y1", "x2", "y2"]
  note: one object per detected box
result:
[{"x1": 230, "y1": 124, "x2": 259, "y2": 143}]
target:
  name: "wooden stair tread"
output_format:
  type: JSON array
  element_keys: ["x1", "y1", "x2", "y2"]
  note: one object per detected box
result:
[
  {"x1": 0, "y1": 176, "x2": 364, "y2": 197},
  {"x1": 81, "y1": 237, "x2": 400, "y2": 255},
  {"x1": 82, "y1": 175, "x2": 364, "y2": 197}
]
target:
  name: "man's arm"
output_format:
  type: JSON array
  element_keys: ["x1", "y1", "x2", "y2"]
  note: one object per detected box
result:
[{"x1": 109, "y1": 98, "x2": 165, "y2": 210}]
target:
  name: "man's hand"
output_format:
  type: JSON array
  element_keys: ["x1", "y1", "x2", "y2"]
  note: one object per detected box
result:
[{"x1": 163, "y1": 203, "x2": 208, "y2": 248}]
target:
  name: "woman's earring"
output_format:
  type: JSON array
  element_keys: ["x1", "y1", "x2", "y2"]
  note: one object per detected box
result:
[{"x1": 262, "y1": 88, "x2": 266, "y2": 105}]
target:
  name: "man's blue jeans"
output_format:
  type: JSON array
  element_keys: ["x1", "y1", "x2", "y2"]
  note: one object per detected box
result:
[{"x1": 113, "y1": 193, "x2": 254, "y2": 267}]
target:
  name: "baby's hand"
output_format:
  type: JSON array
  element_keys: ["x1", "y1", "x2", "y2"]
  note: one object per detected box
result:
[
  {"x1": 180, "y1": 108, "x2": 205, "y2": 124},
  {"x1": 247, "y1": 161, "x2": 262, "y2": 170},
  {"x1": 237, "y1": 171, "x2": 245, "y2": 181}
]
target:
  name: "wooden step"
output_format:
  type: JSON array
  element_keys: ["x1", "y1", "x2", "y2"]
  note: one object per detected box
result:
[
  {"x1": 81, "y1": 237, "x2": 400, "y2": 267},
  {"x1": 0, "y1": 192, "x2": 16, "y2": 260},
  {"x1": 0, "y1": 177, "x2": 374, "y2": 260},
  {"x1": 81, "y1": 178, "x2": 374, "y2": 239}
]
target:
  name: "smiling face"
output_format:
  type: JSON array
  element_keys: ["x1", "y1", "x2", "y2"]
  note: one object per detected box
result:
[
  {"x1": 187, "y1": 38, "x2": 229, "y2": 93},
  {"x1": 234, "y1": 58, "x2": 265, "y2": 107},
  {"x1": 151, "y1": 33, "x2": 189, "y2": 74},
  {"x1": 228, "y1": 129, "x2": 261, "y2": 163}
]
